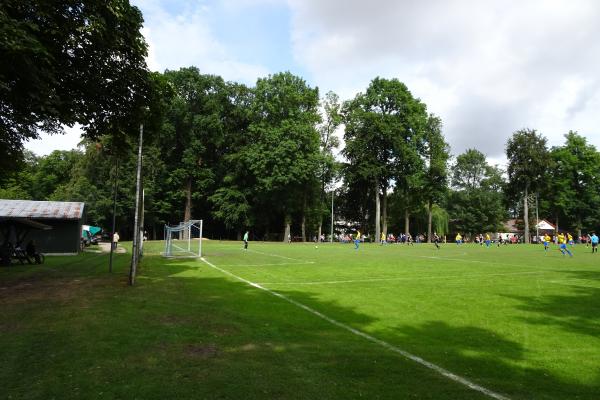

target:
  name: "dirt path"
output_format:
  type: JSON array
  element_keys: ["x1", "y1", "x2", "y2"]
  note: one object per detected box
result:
[{"x1": 98, "y1": 242, "x2": 126, "y2": 254}]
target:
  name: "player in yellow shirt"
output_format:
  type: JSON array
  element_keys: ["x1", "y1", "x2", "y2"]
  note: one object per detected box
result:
[
  {"x1": 567, "y1": 232, "x2": 574, "y2": 246},
  {"x1": 557, "y1": 233, "x2": 573, "y2": 257},
  {"x1": 380, "y1": 231, "x2": 386, "y2": 245},
  {"x1": 455, "y1": 233, "x2": 462, "y2": 245},
  {"x1": 485, "y1": 233, "x2": 491, "y2": 248},
  {"x1": 354, "y1": 230, "x2": 361, "y2": 250},
  {"x1": 543, "y1": 234, "x2": 551, "y2": 253}
]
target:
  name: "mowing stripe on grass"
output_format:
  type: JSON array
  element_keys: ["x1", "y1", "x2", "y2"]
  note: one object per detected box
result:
[
  {"x1": 547, "y1": 280, "x2": 600, "y2": 289},
  {"x1": 200, "y1": 257, "x2": 510, "y2": 400},
  {"x1": 256, "y1": 269, "x2": 548, "y2": 286}
]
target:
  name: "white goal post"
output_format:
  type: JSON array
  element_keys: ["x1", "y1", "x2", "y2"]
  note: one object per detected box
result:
[{"x1": 163, "y1": 219, "x2": 203, "y2": 258}]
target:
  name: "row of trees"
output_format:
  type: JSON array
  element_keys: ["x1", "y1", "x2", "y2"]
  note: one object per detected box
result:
[
  {"x1": 2, "y1": 2, "x2": 599, "y2": 242},
  {"x1": 3, "y1": 67, "x2": 600, "y2": 241}
]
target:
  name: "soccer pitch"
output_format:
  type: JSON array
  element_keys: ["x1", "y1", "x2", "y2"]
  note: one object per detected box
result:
[{"x1": 2, "y1": 240, "x2": 600, "y2": 399}]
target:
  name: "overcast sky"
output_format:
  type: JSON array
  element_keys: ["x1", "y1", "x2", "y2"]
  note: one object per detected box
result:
[{"x1": 27, "y1": 0, "x2": 600, "y2": 167}]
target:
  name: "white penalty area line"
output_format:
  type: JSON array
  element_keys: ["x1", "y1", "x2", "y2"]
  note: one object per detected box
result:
[
  {"x1": 199, "y1": 257, "x2": 510, "y2": 400},
  {"x1": 246, "y1": 248, "x2": 310, "y2": 262},
  {"x1": 256, "y1": 269, "x2": 549, "y2": 286},
  {"x1": 215, "y1": 261, "x2": 316, "y2": 267}
]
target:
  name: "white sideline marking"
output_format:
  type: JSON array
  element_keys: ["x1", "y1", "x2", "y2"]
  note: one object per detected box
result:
[
  {"x1": 200, "y1": 257, "x2": 510, "y2": 400},
  {"x1": 246, "y1": 248, "x2": 309, "y2": 262},
  {"x1": 256, "y1": 270, "x2": 548, "y2": 286},
  {"x1": 217, "y1": 261, "x2": 316, "y2": 267}
]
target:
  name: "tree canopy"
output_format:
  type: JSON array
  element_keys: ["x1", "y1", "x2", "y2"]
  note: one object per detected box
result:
[{"x1": 0, "y1": 0, "x2": 150, "y2": 175}]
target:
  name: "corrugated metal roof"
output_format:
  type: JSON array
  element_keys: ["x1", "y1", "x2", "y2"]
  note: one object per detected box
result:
[{"x1": 0, "y1": 200, "x2": 84, "y2": 220}]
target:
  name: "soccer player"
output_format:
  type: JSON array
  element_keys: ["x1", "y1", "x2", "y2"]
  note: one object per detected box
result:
[
  {"x1": 354, "y1": 230, "x2": 361, "y2": 250},
  {"x1": 380, "y1": 231, "x2": 386, "y2": 245},
  {"x1": 485, "y1": 233, "x2": 491, "y2": 248},
  {"x1": 243, "y1": 231, "x2": 249, "y2": 250},
  {"x1": 543, "y1": 233, "x2": 551, "y2": 253},
  {"x1": 455, "y1": 233, "x2": 462, "y2": 245},
  {"x1": 567, "y1": 232, "x2": 574, "y2": 246},
  {"x1": 591, "y1": 232, "x2": 598, "y2": 253},
  {"x1": 433, "y1": 232, "x2": 441, "y2": 249},
  {"x1": 557, "y1": 232, "x2": 573, "y2": 257}
]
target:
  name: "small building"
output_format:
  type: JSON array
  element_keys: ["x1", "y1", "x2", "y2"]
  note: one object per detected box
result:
[
  {"x1": 0, "y1": 200, "x2": 85, "y2": 254},
  {"x1": 535, "y1": 219, "x2": 556, "y2": 234}
]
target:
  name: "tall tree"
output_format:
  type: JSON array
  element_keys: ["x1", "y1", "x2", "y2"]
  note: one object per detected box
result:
[
  {"x1": 162, "y1": 68, "x2": 230, "y2": 226},
  {"x1": 506, "y1": 129, "x2": 550, "y2": 243},
  {"x1": 241, "y1": 72, "x2": 321, "y2": 241},
  {"x1": 316, "y1": 91, "x2": 342, "y2": 241},
  {"x1": 343, "y1": 77, "x2": 427, "y2": 242},
  {"x1": 0, "y1": 0, "x2": 150, "y2": 176},
  {"x1": 422, "y1": 114, "x2": 450, "y2": 242},
  {"x1": 546, "y1": 132, "x2": 600, "y2": 237},
  {"x1": 448, "y1": 149, "x2": 506, "y2": 235}
]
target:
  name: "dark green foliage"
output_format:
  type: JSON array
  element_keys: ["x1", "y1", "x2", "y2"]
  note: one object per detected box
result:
[
  {"x1": 342, "y1": 77, "x2": 428, "y2": 238},
  {"x1": 506, "y1": 129, "x2": 550, "y2": 193},
  {"x1": 505, "y1": 129, "x2": 550, "y2": 241},
  {"x1": 539, "y1": 132, "x2": 600, "y2": 234},
  {"x1": 447, "y1": 149, "x2": 506, "y2": 234},
  {"x1": 214, "y1": 72, "x2": 321, "y2": 237},
  {"x1": 0, "y1": 0, "x2": 150, "y2": 175}
]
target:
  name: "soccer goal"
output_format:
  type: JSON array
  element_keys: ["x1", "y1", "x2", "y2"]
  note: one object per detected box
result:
[{"x1": 163, "y1": 219, "x2": 203, "y2": 258}]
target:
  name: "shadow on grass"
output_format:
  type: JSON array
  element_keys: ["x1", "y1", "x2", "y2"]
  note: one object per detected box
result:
[
  {"x1": 385, "y1": 321, "x2": 600, "y2": 400},
  {"x1": 506, "y1": 269, "x2": 600, "y2": 337},
  {"x1": 2, "y1": 254, "x2": 600, "y2": 399}
]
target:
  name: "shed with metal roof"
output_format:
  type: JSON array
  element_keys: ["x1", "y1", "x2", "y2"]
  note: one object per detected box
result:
[{"x1": 0, "y1": 200, "x2": 85, "y2": 254}]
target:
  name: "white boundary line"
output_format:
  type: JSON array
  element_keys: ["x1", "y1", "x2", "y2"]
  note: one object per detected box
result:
[
  {"x1": 217, "y1": 261, "x2": 316, "y2": 267},
  {"x1": 246, "y1": 248, "x2": 309, "y2": 262},
  {"x1": 256, "y1": 270, "x2": 549, "y2": 286},
  {"x1": 200, "y1": 257, "x2": 510, "y2": 400}
]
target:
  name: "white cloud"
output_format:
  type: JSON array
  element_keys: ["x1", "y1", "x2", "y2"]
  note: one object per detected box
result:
[
  {"x1": 135, "y1": 0, "x2": 270, "y2": 84},
  {"x1": 286, "y1": 0, "x2": 600, "y2": 158}
]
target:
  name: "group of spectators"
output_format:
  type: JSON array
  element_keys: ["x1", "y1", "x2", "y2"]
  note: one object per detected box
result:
[{"x1": 337, "y1": 232, "x2": 427, "y2": 244}]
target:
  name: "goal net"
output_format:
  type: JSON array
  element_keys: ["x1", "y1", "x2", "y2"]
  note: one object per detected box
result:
[{"x1": 163, "y1": 219, "x2": 203, "y2": 258}]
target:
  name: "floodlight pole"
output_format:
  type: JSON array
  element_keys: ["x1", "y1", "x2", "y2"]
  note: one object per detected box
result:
[
  {"x1": 330, "y1": 189, "x2": 334, "y2": 243},
  {"x1": 109, "y1": 157, "x2": 119, "y2": 273},
  {"x1": 129, "y1": 123, "x2": 143, "y2": 286}
]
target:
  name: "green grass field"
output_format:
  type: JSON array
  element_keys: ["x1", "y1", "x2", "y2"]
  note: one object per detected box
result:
[{"x1": 1, "y1": 240, "x2": 599, "y2": 399}]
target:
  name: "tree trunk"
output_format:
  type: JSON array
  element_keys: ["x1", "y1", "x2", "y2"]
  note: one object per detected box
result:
[
  {"x1": 284, "y1": 215, "x2": 291, "y2": 242},
  {"x1": 318, "y1": 223, "x2": 322, "y2": 243},
  {"x1": 301, "y1": 194, "x2": 307, "y2": 242},
  {"x1": 404, "y1": 209, "x2": 410, "y2": 235},
  {"x1": 427, "y1": 201, "x2": 433, "y2": 243},
  {"x1": 382, "y1": 187, "x2": 388, "y2": 236},
  {"x1": 555, "y1": 215, "x2": 559, "y2": 242},
  {"x1": 374, "y1": 181, "x2": 381, "y2": 244},
  {"x1": 523, "y1": 185, "x2": 529, "y2": 244}
]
